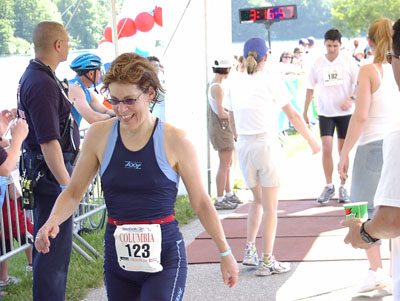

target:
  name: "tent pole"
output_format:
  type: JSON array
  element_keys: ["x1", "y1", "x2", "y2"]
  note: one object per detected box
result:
[
  {"x1": 110, "y1": 0, "x2": 119, "y2": 57},
  {"x1": 65, "y1": 0, "x2": 84, "y2": 29}
]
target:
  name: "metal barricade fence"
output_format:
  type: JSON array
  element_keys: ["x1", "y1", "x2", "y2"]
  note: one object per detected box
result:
[
  {"x1": 0, "y1": 127, "x2": 106, "y2": 263},
  {"x1": 0, "y1": 180, "x2": 32, "y2": 263},
  {"x1": 0, "y1": 172, "x2": 105, "y2": 263}
]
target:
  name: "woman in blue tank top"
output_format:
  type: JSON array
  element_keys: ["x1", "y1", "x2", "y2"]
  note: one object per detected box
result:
[{"x1": 34, "y1": 53, "x2": 238, "y2": 300}]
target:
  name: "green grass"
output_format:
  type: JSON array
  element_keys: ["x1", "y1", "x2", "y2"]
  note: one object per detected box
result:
[
  {"x1": 1, "y1": 129, "x2": 314, "y2": 300},
  {"x1": 3, "y1": 229, "x2": 105, "y2": 301},
  {"x1": 174, "y1": 195, "x2": 196, "y2": 225},
  {"x1": 1, "y1": 197, "x2": 196, "y2": 300},
  {"x1": 280, "y1": 125, "x2": 320, "y2": 159}
]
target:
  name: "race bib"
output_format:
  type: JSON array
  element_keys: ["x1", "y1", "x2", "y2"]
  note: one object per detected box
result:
[
  {"x1": 114, "y1": 224, "x2": 163, "y2": 273},
  {"x1": 323, "y1": 66, "x2": 344, "y2": 86}
]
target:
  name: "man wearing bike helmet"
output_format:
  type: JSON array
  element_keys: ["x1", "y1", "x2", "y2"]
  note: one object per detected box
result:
[{"x1": 69, "y1": 52, "x2": 115, "y2": 127}]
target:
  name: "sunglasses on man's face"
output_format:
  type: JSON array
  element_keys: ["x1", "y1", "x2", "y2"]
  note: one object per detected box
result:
[
  {"x1": 386, "y1": 52, "x2": 400, "y2": 64},
  {"x1": 283, "y1": 56, "x2": 293, "y2": 59},
  {"x1": 106, "y1": 92, "x2": 143, "y2": 106}
]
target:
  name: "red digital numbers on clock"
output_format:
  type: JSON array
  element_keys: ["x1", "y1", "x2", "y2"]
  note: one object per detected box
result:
[{"x1": 240, "y1": 5, "x2": 297, "y2": 23}]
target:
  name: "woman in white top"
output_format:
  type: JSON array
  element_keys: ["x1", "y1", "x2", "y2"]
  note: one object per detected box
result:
[
  {"x1": 279, "y1": 51, "x2": 297, "y2": 78},
  {"x1": 228, "y1": 37, "x2": 320, "y2": 276},
  {"x1": 207, "y1": 59, "x2": 241, "y2": 210},
  {"x1": 338, "y1": 18, "x2": 399, "y2": 293}
]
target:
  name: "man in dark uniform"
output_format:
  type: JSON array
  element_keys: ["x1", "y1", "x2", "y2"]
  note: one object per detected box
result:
[{"x1": 17, "y1": 21, "x2": 80, "y2": 301}]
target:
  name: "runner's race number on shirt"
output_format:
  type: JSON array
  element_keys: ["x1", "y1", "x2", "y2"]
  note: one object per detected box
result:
[
  {"x1": 323, "y1": 66, "x2": 344, "y2": 86},
  {"x1": 114, "y1": 224, "x2": 163, "y2": 273}
]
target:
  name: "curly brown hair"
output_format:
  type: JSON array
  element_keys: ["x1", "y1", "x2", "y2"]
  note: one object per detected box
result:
[{"x1": 101, "y1": 53, "x2": 165, "y2": 103}]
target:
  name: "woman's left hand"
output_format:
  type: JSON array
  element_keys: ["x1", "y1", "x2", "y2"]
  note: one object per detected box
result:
[{"x1": 220, "y1": 254, "x2": 239, "y2": 288}]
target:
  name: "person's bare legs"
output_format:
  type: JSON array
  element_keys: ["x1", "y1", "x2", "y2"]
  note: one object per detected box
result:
[
  {"x1": 216, "y1": 149, "x2": 233, "y2": 198},
  {"x1": 246, "y1": 183, "x2": 280, "y2": 253},
  {"x1": 321, "y1": 136, "x2": 334, "y2": 184},
  {"x1": 25, "y1": 246, "x2": 33, "y2": 265},
  {"x1": 224, "y1": 162, "x2": 232, "y2": 193},
  {"x1": 260, "y1": 186, "x2": 279, "y2": 254},
  {"x1": 246, "y1": 183, "x2": 263, "y2": 242},
  {"x1": 1, "y1": 260, "x2": 8, "y2": 281},
  {"x1": 337, "y1": 138, "x2": 346, "y2": 185}
]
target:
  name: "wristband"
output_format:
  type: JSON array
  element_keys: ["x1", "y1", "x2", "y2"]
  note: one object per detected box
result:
[
  {"x1": 60, "y1": 185, "x2": 67, "y2": 191},
  {"x1": 220, "y1": 248, "x2": 232, "y2": 257},
  {"x1": 350, "y1": 95, "x2": 356, "y2": 100}
]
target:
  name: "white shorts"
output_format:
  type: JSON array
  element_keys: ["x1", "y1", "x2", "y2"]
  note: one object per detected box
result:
[
  {"x1": 373, "y1": 130, "x2": 400, "y2": 301},
  {"x1": 236, "y1": 133, "x2": 282, "y2": 188}
]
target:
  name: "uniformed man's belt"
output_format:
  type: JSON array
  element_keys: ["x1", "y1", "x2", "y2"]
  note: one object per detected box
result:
[
  {"x1": 108, "y1": 213, "x2": 175, "y2": 225},
  {"x1": 34, "y1": 152, "x2": 74, "y2": 161}
]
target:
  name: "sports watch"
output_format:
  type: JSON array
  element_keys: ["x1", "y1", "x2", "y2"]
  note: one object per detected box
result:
[{"x1": 360, "y1": 219, "x2": 379, "y2": 244}]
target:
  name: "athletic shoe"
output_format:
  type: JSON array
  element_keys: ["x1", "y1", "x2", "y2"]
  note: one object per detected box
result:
[
  {"x1": 26, "y1": 264, "x2": 33, "y2": 272},
  {"x1": 256, "y1": 256, "x2": 291, "y2": 276},
  {"x1": 0, "y1": 276, "x2": 21, "y2": 287},
  {"x1": 316, "y1": 185, "x2": 335, "y2": 204},
  {"x1": 357, "y1": 268, "x2": 390, "y2": 293},
  {"x1": 214, "y1": 200, "x2": 237, "y2": 210},
  {"x1": 242, "y1": 248, "x2": 259, "y2": 266},
  {"x1": 338, "y1": 186, "x2": 350, "y2": 203},
  {"x1": 224, "y1": 193, "x2": 243, "y2": 204}
]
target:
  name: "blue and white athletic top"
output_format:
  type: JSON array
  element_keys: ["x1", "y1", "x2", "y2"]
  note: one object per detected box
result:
[{"x1": 101, "y1": 118, "x2": 180, "y2": 221}]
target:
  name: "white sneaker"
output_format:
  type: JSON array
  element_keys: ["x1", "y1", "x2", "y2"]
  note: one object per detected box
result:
[
  {"x1": 242, "y1": 248, "x2": 259, "y2": 266},
  {"x1": 357, "y1": 268, "x2": 390, "y2": 293},
  {"x1": 256, "y1": 256, "x2": 291, "y2": 276},
  {"x1": 0, "y1": 276, "x2": 21, "y2": 287}
]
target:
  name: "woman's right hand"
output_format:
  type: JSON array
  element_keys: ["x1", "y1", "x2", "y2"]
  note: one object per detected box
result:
[{"x1": 35, "y1": 221, "x2": 60, "y2": 254}]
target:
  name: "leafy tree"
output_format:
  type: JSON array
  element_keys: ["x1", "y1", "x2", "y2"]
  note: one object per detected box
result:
[
  {"x1": 13, "y1": 0, "x2": 61, "y2": 43},
  {"x1": 57, "y1": 0, "x2": 107, "y2": 49},
  {"x1": 331, "y1": 0, "x2": 400, "y2": 37},
  {"x1": 57, "y1": 0, "x2": 124, "y2": 50},
  {"x1": 0, "y1": 0, "x2": 15, "y2": 54},
  {"x1": 232, "y1": 0, "x2": 333, "y2": 42}
]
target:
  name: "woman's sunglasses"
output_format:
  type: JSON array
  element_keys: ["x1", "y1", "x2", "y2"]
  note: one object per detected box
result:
[{"x1": 106, "y1": 92, "x2": 143, "y2": 106}]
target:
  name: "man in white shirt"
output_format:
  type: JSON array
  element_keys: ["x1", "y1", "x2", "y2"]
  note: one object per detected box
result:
[
  {"x1": 342, "y1": 18, "x2": 400, "y2": 299},
  {"x1": 303, "y1": 29, "x2": 359, "y2": 204}
]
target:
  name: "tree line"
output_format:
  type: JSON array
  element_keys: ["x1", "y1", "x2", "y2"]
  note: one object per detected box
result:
[
  {"x1": 1, "y1": 0, "x2": 399, "y2": 55},
  {"x1": 232, "y1": 0, "x2": 400, "y2": 42},
  {"x1": 0, "y1": 0, "x2": 123, "y2": 55}
]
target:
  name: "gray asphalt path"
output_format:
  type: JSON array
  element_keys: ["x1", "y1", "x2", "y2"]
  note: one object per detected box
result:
[{"x1": 83, "y1": 149, "x2": 394, "y2": 301}]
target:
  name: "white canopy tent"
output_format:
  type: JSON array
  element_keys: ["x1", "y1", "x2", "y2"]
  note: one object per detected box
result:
[{"x1": 101, "y1": 0, "x2": 233, "y2": 195}]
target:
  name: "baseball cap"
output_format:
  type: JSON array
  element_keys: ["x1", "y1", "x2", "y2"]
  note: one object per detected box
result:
[
  {"x1": 299, "y1": 38, "x2": 309, "y2": 45},
  {"x1": 307, "y1": 36, "x2": 315, "y2": 45},
  {"x1": 212, "y1": 59, "x2": 233, "y2": 68},
  {"x1": 243, "y1": 37, "x2": 269, "y2": 59}
]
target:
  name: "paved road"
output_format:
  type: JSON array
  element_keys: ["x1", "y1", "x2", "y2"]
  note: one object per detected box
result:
[{"x1": 83, "y1": 149, "x2": 393, "y2": 300}]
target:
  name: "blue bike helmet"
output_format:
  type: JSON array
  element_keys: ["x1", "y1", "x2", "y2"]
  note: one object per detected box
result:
[{"x1": 70, "y1": 53, "x2": 102, "y2": 75}]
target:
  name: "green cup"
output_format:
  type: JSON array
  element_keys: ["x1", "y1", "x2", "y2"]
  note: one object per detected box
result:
[{"x1": 343, "y1": 202, "x2": 368, "y2": 221}]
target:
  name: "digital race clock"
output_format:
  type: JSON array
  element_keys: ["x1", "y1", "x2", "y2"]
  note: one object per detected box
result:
[{"x1": 239, "y1": 5, "x2": 297, "y2": 23}]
